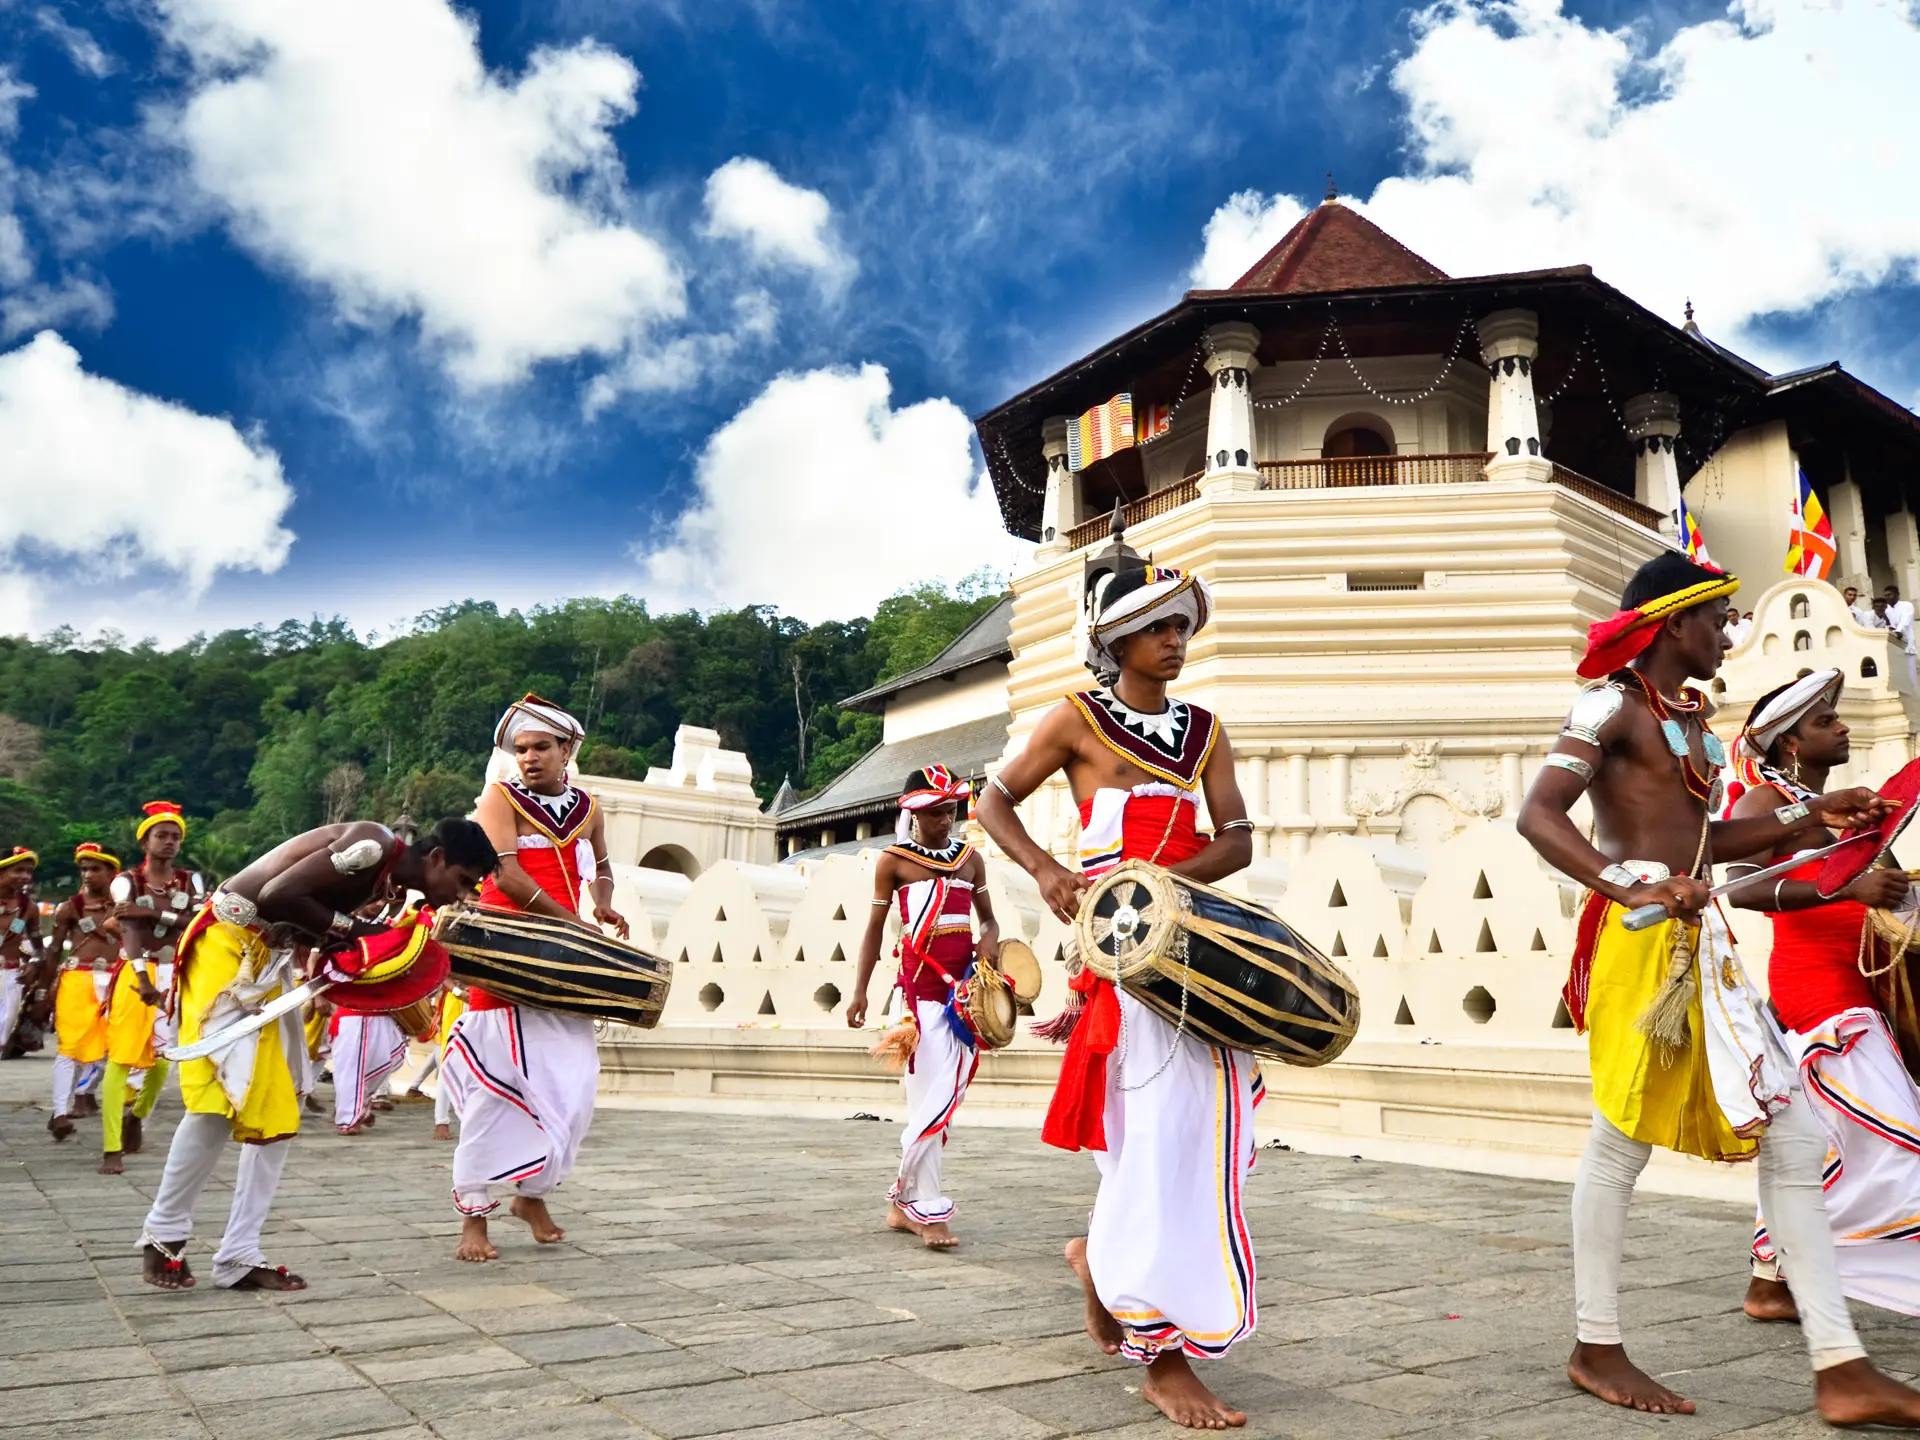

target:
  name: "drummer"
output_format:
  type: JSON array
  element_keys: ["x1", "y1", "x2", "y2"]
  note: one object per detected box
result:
[
  {"x1": 978, "y1": 554, "x2": 1258, "y2": 1432},
  {"x1": 447, "y1": 693, "x2": 627, "y2": 1263},
  {"x1": 1516, "y1": 549, "x2": 1920, "y2": 1426},
  {"x1": 1720, "y1": 672, "x2": 1920, "y2": 1320},
  {"x1": 138, "y1": 816, "x2": 496, "y2": 1293},
  {"x1": 847, "y1": 765, "x2": 1001, "y2": 1249},
  {"x1": 0, "y1": 846, "x2": 39, "y2": 1057}
]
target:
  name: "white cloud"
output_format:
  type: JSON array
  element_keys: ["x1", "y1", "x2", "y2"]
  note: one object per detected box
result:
[
  {"x1": 702, "y1": 156, "x2": 854, "y2": 290},
  {"x1": 635, "y1": 363, "x2": 1025, "y2": 621},
  {"x1": 35, "y1": 8, "x2": 118, "y2": 78},
  {"x1": 154, "y1": 0, "x2": 684, "y2": 387},
  {"x1": 1194, "y1": 0, "x2": 1920, "y2": 356},
  {"x1": 0, "y1": 331, "x2": 294, "y2": 623},
  {"x1": 0, "y1": 68, "x2": 112, "y2": 339},
  {"x1": 1189, "y1": 189, "x2": 1308, "y2": 289}
]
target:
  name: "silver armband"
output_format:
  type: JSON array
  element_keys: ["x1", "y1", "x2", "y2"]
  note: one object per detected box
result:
[
  {"x1": 330, "y1": 839, "x2": 385, "y2": 875},
  {"x1": 988, "y1": 775, "x2": 1016, "y2": 803},
  {"x1": 1217, "y1": 818, "x2": 1254, "y2": 834},
  {"x1": 327, "y1": 911, "x2": 354, "y2": 937},
  {"x1": 1775, "y1": 801, "x2": 1811, "y2": 827},
  {"x1": 1544, "y1": 753, "x2": 1594, "y2": 783},
  {"x1": 1561, "y1": 682, "x2": 1625, "y2": 746},
  {"x1": 870, "y1": 897, "x2": 890, "y2": 906}
]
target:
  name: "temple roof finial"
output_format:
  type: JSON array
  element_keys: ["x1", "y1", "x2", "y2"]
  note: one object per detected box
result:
[{"x1": 1324, "y1": 171, "x2": 1337, "y2": 204}]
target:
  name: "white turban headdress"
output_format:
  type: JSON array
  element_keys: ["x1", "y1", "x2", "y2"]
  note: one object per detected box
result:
[
  {"x1": 1738, "y1": 668, "x2": 1843, "y2": 764},
  {"x1": 485, "y1": 693, "x2": 586, "y2": 789},
  {"x1": 1079, "y1": 563, "x2": 1213, "y2": 686}
]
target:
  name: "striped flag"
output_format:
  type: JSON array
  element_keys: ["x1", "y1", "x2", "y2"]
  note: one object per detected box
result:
[
  {"x1": 1066, "y1": 393, "x2": 1135, "y2": 472},
  {"x1": 1679, "y1": 497, "x2": 1714, "y2": 568},
  {"x1": 1784, "y1": 468, "x2": 1836, "y2": 579},
  {"x1": 1137, "y1": 402, "x2": 1173, "y2": 444}
]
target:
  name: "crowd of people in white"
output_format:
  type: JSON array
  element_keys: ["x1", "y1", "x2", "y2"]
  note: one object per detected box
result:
[{"x1": 1729, "y1": 582, "x2": 1919, "y2": 689}]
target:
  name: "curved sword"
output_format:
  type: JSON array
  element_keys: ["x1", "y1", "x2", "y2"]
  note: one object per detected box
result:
[{"x1": 161, "y1": 977, "x2": 331, "y2": 1062}]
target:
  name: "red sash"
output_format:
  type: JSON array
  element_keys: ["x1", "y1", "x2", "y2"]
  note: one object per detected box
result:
[{"x1": 1041, "y1": 793, "x2": 1207, "y2": 1152}]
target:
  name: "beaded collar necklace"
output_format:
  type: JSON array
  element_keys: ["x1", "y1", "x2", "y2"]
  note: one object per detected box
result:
[{"x1": 1620, "y1": 669, "x2": 1725, "y2": 805}]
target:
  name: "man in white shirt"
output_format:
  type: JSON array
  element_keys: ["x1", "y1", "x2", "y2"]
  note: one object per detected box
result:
[
  {"x1": 1844, "y1": 586, "x2": 1880, "y2": 629},
  {"x1": 1883, "y1": 586, "x2": 1917, "y2": 689}
]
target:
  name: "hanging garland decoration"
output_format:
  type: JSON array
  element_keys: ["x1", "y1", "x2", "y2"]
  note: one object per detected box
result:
[
  {"x1": 1137, "y1": 336, "x2": 1211, "y2": 447},
  {"x1": 1333, "y1": 312, "x2": 1477, "y2": 408}
]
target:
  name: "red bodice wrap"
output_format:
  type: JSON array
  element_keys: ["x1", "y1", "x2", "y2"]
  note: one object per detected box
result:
[
  {"x1": 1042, "y1": 793, "x2": 1209, "y2": 1153},
  {"x1": 471, "y1": 832, "x2": 585, "y2": 1010},
  {"x1": 1769, "y1": 857, "x2": 1877, "y2": 1035},
  {"x1": 896, "y1": 881, "x2": 976, "y2": 1006}
]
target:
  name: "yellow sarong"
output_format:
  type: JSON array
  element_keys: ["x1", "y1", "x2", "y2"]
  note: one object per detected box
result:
[
  {"x1": 105, "y1": 964, "x2": 161, "y2": 1069},
  {"x1": 54, "y1": 968, "x2": 107, "y2": 1062},
  {"x1": 437, "y1": 987, "x2": 466, "y2": 1053},
  {"x1": 1583, "y1": 900, "x2": 1759, "y2": 1164},
  {"x1": 176, "y1": 917, "x2": 300, "y2": 1143}
]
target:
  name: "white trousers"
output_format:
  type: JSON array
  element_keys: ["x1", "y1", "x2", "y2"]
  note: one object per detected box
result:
[
  {"x1": 331, "y1": 1013, "x2": 408, "y2": 1128},
  {"x1": 888, "y1": 1000, "x2": 976, "y2": 1224},
  {"x1": 0, "y1": 972, "x2": 21, "y2": 1048},
  {"x1": 141, "y1": 1111, "x2": 293, "y2": 1287},
  {"x1": 1574, "y1": 1103, "x2": 1863, "y2": 1369},
  {"x1": 1087, "y1": 991, "x2": 1261, "y2": 1364},
  {"x1": 443, "y1": 1005, "x2": 598, "y2": 1216},
  {"x1": 51, "y1": 1054, "x2": 104, "y2": 1115},
  {"x1": 434, "y1": 1069, "x2": 455, "y2": 1126}
]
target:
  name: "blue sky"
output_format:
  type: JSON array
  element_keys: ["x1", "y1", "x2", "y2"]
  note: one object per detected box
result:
[{"x1": 2, "y1": 0, "x2": 1918, "y2": 642}]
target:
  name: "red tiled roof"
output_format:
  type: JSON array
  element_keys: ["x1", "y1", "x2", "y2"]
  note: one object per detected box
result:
[{"x1": 1227, "y1": 201, "x2": 1450, "y2": 294}]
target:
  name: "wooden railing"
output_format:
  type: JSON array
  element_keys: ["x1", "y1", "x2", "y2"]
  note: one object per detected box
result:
[
  {"x1": 1548, "y1": 464, "x2": 1664, "y2": 529},
  {"x1": 1257, "y1": 452, "x2": 1492, "y2": 490},
  {"x1": 1063, "y1": 473, "x2": 1201, "y2": 551}
]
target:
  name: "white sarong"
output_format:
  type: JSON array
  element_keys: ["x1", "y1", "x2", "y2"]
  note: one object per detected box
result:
[
  {"x1": 1756, "y1": 1007, "x2": 1920, "y2": 1314},
  {"x1": 888, "y1": 999, "x2": 977, "y2": 1224},
  {"x1": 332, "y1": 1012, "x2": 408, "y2": 1128},
  {"x1": 1087, "y1": 990, "x2": 1263, "y2": 1363},
  {"x1": 0, "y1": 970, "x2": 22, "y2": 1049},
  {"x1": 443, "y1": 1004, "x2": 598, "y2": 1215}
]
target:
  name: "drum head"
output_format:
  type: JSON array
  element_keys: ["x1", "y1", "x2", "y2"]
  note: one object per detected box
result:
[
  {"x1": 1078, "y1": 862, "x2": 1182, "y2": 984},
  {"x1": 969, "y1": 970, "x2": 1017, "y2": 1049},
  {"x1": 327, "y1": 943, "x2": 449, "y2": 1014},
  {"x1": 1818, "y1": 757, "x2": 1920, "y2": 897},
  {"x1": 998, "y1": 940, "x2": 1043, "y2": 1003}
]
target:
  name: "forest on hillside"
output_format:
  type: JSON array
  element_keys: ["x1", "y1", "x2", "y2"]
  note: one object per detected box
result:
[{"x1": 0, "y1": 575, "x2": 1005, "y2": 887}]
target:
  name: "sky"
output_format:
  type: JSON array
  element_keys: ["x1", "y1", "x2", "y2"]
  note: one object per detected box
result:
[{"x1": 3, "y1": 0, "x2": 1920, "y2": 644}]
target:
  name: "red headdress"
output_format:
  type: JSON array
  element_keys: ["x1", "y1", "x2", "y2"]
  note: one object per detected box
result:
[
  {"x1": 1577, "y1": 552, "x2": 1740, "y2": 679},
  {"x1": 0, "y1": 846, "x2": 36, "y2": 871},
  {"x1": 73, "y1": 841, "x2": 120, "y2": 870},
  {"x1": 137, "y1": 800, "x2": 187, "y2": 843}
]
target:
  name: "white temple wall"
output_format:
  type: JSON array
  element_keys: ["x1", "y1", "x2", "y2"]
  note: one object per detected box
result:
[{"x1": 880, "y1": 669, "x2": 1010, "y2": 744}]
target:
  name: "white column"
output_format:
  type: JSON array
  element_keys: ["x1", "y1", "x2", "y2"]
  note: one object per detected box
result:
[
  {"x1": 1830, "y1": 466, "x2": 1870, "y2": 588},
  {"x1": 1624, "y1": 393, "x2": 1682, "y2": 539},
  {"x1": 1499, "y1": 751, "x2": 1524, "y2": 816},
  {"x1": 1200, "y1": 321, "x2": 1261, "y2": 497},
  {"x1": 1889, "y1": 509, "x2": 1920, "y2": 600},
  {"x1": 1037, "y1": 415, "x2": 1078, "y2": 559},
  {"x1": 1325, "y1": 746, "x2": 1357, "y2": 832},
  {"x1": 1477, "y1": 310, "x2": 1552, "y2": 484}
]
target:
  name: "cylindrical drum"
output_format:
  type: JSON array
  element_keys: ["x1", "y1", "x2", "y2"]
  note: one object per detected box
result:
[
  {"x1": 430, "y1": 904, "x2": 673, "y2": 1029},
  {"x1": 1075, "y1": 860, "x2": 1360, "y2": 1066}
]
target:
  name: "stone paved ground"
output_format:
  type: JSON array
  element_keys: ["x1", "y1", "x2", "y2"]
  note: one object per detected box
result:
[{"x1": 3, "y1": 1056, "x2": 1917, "y2": 1440}]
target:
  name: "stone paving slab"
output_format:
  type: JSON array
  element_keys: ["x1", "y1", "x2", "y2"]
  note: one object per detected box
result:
[{"x1": 6, "y1": 1055, "x2": 1920, "y2": 1437}]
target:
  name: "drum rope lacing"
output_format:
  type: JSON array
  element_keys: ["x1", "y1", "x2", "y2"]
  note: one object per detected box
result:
[{"x1": 1115, "y1": 797, "x2": 1199, "y2": 1092}]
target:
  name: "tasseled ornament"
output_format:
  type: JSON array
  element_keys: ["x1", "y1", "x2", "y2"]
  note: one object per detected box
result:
[
  {"x1": 1633, "y1": 921, "x2": 1697, "y2": 1053},
  {"x1": 868, "y1": 1009, "x2": 920, "y2": 1072},
  {"x1": 1030, "y1": 988, "x2": 1085, "y2": 1044}
]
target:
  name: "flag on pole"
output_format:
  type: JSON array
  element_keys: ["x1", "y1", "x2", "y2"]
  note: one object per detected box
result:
[
  {"x1": 1066, "y1": 393, "x2": 1135, "y2": 471},
  {"x1": 1784, "y1": 468, "x2": 1836, "y2": 579},
  {"x1": 1678, "y1": 496, "x2": 1715, "y2": 569}
]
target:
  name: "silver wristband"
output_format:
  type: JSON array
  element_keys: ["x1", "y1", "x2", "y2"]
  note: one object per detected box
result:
[
  {"x1": 1774, "y1": 878, "x2": 1790, "y2": 911},
  {"x1": 327, "y1": 911, "x2": 354, "y2": 937},
  {"x1": 1775, "y1": 801, "x2": 1811, "y2": 827},
  {"x1": 1545, "y1": 753, "x2": 1595, "y2": 783}
]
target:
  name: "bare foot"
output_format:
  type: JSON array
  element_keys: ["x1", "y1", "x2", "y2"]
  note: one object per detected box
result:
[
  {"x1": 370, "y1": 1096, "x2": 394, "y2": 1112},
  {"x1": 511, "y1": 1196, "x2": 566, "y2": 1243},
  {"x1": 1141, "y1": 1351, "x2": 1246, "y2": 1430},
  {"x1": 1744, "y1": 1275, "x2": 1800, "y2": 1323},
  {"x1": 99, "y1": 1151, "x2": 123, "y2": 1175},
  {"x1": 1567, "y1": 1342, "x2": 1695, "y2": 1414},
  {"x1": 884, "y1": 1204, "x2": 958, "y2": 1248},
  {"x1": 1816, "y1": 1358, "x2": 1920, "y2": 1428},
  {"x1": 47, "y1": 1114, "x2": 73, "y2": 1142},
  {"x1": 303, "y1": 1094, "x2": 325, "y2": 1114},
  {"x1": 455, "y1": 1216, "x2": 498, "y2": 1262},
  {"x1": 1064, "y1": 1237, "x2": 1123, "y2": 1356},
  {"x1": 336, "y1": 1120, "x2": 367, "y2": 1136},
  {"x1": 124, "y1": 1116, "x2": 143, "y2": 1154},
  {"x1": 141, "y1": 1242, "x2": 195, "y2": 1290},
  {"x1": 75, "y1": 1092, "x2": 99, "y2": 1116},
  {"x1": 228, "y1": 1265, "x2": 306, "y2": 1291},
  {"x1": 432, "y1": 1123, "x2": 452, "y2": 1141}
]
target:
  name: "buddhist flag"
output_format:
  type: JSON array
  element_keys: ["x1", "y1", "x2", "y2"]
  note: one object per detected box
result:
[
  {"x1": 1784, "y1": 468, "x2": 1836, "y2": 579},
  {"x1": 1137, "y1": 402, "x2": 1173, "y2": 444},
  {"x1": 1066, "y1": 393, "x2": 1134, "y2": 471},
  {"x1": 1679, "y1": 497, "x2": 1714, "y2": 569}
]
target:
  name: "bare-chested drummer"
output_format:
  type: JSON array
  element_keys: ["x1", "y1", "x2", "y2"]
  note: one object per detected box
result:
[
  {"x1": 1517, "y1": 550, "x2": 1920, "y2": 1427},
  {"x1": 978, "y1": 556, "x2": 1257, "y2": 1432},
  {"x1": 139, "y1": 816, "x2": 496, "y2": 1292}
]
